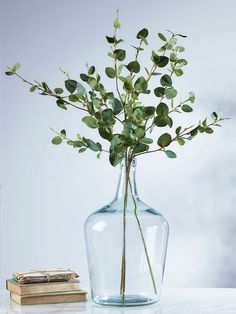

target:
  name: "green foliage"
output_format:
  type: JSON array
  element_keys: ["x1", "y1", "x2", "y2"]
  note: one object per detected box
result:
[
  {"x1": 5, "y1": 15, "x2": 225, "y2": 167},
  {"x1": 65, "y1": 80, "x2": 77, "y2": 93},
  {"x1": 157, "y1": 133, "x2": 172, "y2": 148},
  {"x1": 165, "y1": 88, "x2": 177, "y2": 99},
  {"x1": 82, "y1": 116, "x2": 98, "y2": 128},
  {"x1": 154, "y1": 87, "x2": 165, "y2": 97},
  {"x1": 105, "y1": 67, "x2": 116, "y2": 78},
  {"x1": 165, "y1": 150, "x2": 177, "y2": 158},
  {"x1": 160, "y1": 74, "x2": 172, "y2": 87},
  {"x1": 158, "y1": 33, "x2": 167, "y2": 41},
  {"x1": 5, "y1": 62, "x2": 21, "y2": 76},
  {"x1": 114, "y1": 49, "x2": 126, "y2": 61},
  {"x1": 137, "y1": 28, "x2": 149, "y2": 39},
  {"x1": 56, "y1": 99, "x2": 67, "y2": 110},
  {"x1": 134, "y1": 76, "x2": 148, "y2": 92},
  {"x1": 112, "y1": 98, "x2": 123, "y2": 114},
  {"x1": 152, "y1": 52, "x2": 169, "y2": 67},
  {"x1": 54, "y1": 88, "x2": 63, "y2": 94},
  {"x1": 126, "y1": 61, "x2": 140, "y2": 73},
  {"x1": 182, "y1": 104, "x2": 193, "y2": 112},
  {"x1": 52, "y1": 136, "x2": 62, "y2": 145}
]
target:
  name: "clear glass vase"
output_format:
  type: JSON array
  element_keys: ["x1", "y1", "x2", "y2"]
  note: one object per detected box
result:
[{"x1": 84, "y1": 158, "x2": 169, "y2": 306}]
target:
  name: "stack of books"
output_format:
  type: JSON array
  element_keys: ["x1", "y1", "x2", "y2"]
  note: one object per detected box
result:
[{"x1": 6, "y1": 269, "x2": 87, "y2": 305}]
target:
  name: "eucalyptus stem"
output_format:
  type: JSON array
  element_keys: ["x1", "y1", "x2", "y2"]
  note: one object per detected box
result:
[
  {"x1": 128, "y1": 176, "x2": 157, "y2": 294},
  {"x1": 119, "y1": 151, "x2": 131, "y2": 304}
]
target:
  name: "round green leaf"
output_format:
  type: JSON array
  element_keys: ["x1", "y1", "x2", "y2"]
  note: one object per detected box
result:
[
  {"x1": 177, "y1": 59, "x2": 188, "y2": 67},
  {"x1": 157, "y1": 133, "x2": 172, "y2": 147},
  {"x1": 140, "y1": 137, "x2": 153, "y2": 144},
  {"x1": 83, "y1": 138, "x2": 101, "y2": 152},
  {"x1": 79, "y1": 147, "x2": 87, "y2": 153},
  {"x1": 106, "y1": 36, "x2": 116, "y2": 43},
  {"x1": 164, "y1": 115, "x2": 173, "y2": 128},
  {"x1": 137, "y1": 28, "x2": 149, "y2": 39},
  {"x1": 52, "y1": 136, "x2": 62, "y2": 145},
  {"x1": 105, "y1": 67, "x2": 116, "y2": 78},
  {"x1": 88, "y1": 77, "x2": 97, "y2": 89},
  {"x1": 175, "y1": 126, "x2": 182, "y2": 135},
  {"x1": 212, "y1": 112, "x2": 218, "y2": 120},
  {"x1": 134, "y1": 76, "x2": 148, "y2": 92},
  {"x1": 82, "y1": 116, "x2": 98, "y2": 128},
  {"x1": 124, "y1": 80, "x2": 133, "y2": 92},
  {"x1": 109, "y1": 152, "x2": 123, "y2": 167},
  {"x1": 98, "y1": 127, "x2": 113, "y2": 141},
  {"x1": 174, "y1": 69, "x2": 183, "y2": 77},
  {"x1": 177, "y1": 137, "x2": 185, "y2": 146},
  {"x1": 30, "y1": 86, "x2": 37, "y2": 92},
  {"x1": 5, "y1": 71, "x2": 14, "y2": 76},
  {"x1": 114, "y1": 18, "x2": 121, "y2": 29},
  {"x1": 112, "y1": 98, "x2": 123, "y2": 115},
  {"x1": 67, "y1": 140, "x2": 75, "y2": 146},
  {"x1": 114, "y1": 49, "x2": 126, "y2": 61},
  {"x1": 88, "y1": 66, "x2": 95, "y2": 75},
  {"x1": 205, "y1": 127, "x2": 214, "y2": 134},
  {"x1": 77, "y1": 82, "x2": 86, "y2": 96},
  {"x1": 170, "y1": 53, "x2": 177, "y2": 62},
  {"x1": 126, "y1": 61, "x2": 140, "y2": 73},
  {"x1": 65, "y1": 80, "x2": 77, "y2": 93},
  {"x1": 136, "y1": 127, "x2": 145, "y2": 139},
  {"x1": 80, "y1": 74, "x2": 89, "y2": 82},
  {"x1": 189, "y1": 92, "x2": 195, "y2": 103},
  {"x1": 60, "y1": 129, "x2": 66, "y2": 137},
  {"x1": 158, "y1": 33, "x2": 167, "y2": 41},
  {"x1": 12, "y1": 62, "x2": 20, "y2": 73},
  {"x1": 152, "y1": 52, "x2": 169, "y2": 67},
  {"x1": 160, "y1": 74, "x2": 172, "y2": 87},
  {"x1": 182, "y1": 104, "x2": 193, "y2": 112},
  {"x1": 54, "y1": 88, "x2": 63, "y2": 94},
  {"x1": 165, "y1": 150, "x2": 177, "y2": 158},
  {"x1": 158, "y1": 56, "x2": 169, "y2": 67},
  {"x1": 69, "y1": 94, "x2": 79, "y2": 102},
  {"x1": 165, "y1": 88, "x2": 177, "y2": 99},
  {"x1": 154, "y1": 116, "x2": 168, "y2": 127},
  {"x1": 176, "y1": 46, "x2": 185, "y2": 52},
  {"x1": 56, "y1": 99, "x2": 67, "y2": 110},
  {"x1": 154, "y1": 87, "x2": 165, "y2": 97},
  {"x1": 133, "y1": 142, "x2": 149, "y2": 154},
  {"x1": 156, "y1": 102, "x2": 169, "y2": 115},
  {"x1": 142, "y1": 106, "x2": 155, "y2": 117}
]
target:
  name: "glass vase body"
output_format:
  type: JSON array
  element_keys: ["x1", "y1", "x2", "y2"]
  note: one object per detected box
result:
[{"x1": 84, "y1": 160, "x2": 169, "y2": 306}]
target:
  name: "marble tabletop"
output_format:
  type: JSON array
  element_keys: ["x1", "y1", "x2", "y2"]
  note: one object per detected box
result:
[{"x1": 1, "y1": 289, "x2": 236, "y2": 314}]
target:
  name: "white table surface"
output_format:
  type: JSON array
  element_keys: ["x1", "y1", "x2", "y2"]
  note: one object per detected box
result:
[{"x1": 1, "y1": 289, "x2": 236, "y2": 314}]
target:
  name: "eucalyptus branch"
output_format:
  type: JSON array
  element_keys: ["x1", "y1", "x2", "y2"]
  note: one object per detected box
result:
[
  {"x1": 5, "y1": 18, "x2": 226, "y2": 164},
  {"x1": 146, "y1": 59, "x2": 178, "y2": 132},
  {"x1": 169, "y1": 98, "x2": 189, "y2": 114},
  {"x1": 145, "y1": 34, "x2": 175, "y2": 84},
  {"x1": 9, "y1": 69, "x2": 89, "y2": 113},
  {"x1": 113, "y1": 11, "x2": 124, "y2": 108},
  {"x1": 49, "y1": 127, "x2": 109, "y2": 154}
]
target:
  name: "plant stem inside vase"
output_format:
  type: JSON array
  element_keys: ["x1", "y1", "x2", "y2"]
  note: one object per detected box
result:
[
  {"x1": 128, "y1": 177, "x2": 157, "y2": 294},
  {"x1": 119, "y1": 154, "x2": 157, "y2": 304},
  {"x1": 119, "y1": 152, "x2": 131, "y2": 303}
]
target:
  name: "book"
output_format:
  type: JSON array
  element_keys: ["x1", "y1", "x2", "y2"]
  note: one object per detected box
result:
[
  {"x1": 6, "y1": 279, "x2": 80, "y2": 295},
  {"x1": 13, "y1": 268, "x2": 79, "y2": 284},
  {"x1": 10, "y1": 290, "x2": 87, "y2": 305}
]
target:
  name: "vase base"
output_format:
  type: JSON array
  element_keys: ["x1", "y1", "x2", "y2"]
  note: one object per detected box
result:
[{"x1": 93, "y1": 294, "x2": 159, "y2": 307}]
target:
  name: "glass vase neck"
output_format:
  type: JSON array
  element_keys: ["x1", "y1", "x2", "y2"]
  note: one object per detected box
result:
[{"x1": 114, "y1": 158, "x2": 139, "y2": 201}]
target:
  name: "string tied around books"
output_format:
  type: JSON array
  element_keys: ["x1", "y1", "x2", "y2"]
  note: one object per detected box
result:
[{"x1": 13, "y1": 268, "x2": 79, "y2": 284}]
